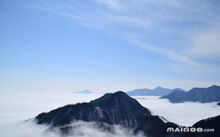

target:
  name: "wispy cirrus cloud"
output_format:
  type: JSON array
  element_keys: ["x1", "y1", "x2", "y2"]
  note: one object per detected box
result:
[
  {"x1": 24, "y1": 0, "x2": 220, "y2": 76},
  {"x1": 190, "y1": 27, "x2": 220, "y2": 58},
  {"x1": 132, "y1": 41, "x2": 220, "y2": 76},
  {"x1": 92, "y1": 0, "x2": 122, "y2": 10}
]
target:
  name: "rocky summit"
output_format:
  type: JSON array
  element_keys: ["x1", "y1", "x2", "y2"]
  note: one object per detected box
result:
[{"x1": 36, "y1": 91, "x2": 151, "y2": 128}]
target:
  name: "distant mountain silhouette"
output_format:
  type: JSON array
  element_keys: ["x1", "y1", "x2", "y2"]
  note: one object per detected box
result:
[
  {"x1": 127, "y1": 88, "x2": 152, "y2": 96},
  {"x1": 160, "y1": 85, "x2": 220, "y2": 103},
  {"x1": 75, "y1": 90, "x2": 93, "y2": 94},
  {"x1": 127, "y1": 86, "x2": 183, "y2": 96},
  {"x1": 35, "y1": 91, "x2": 220, "y2": 137}
]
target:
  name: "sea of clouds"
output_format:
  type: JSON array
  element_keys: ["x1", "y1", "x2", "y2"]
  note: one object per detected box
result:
[
  {"x1": 134, "y1": 96, "x2": 220, "y2": 126},
  {"x1": 0, "y1": 91, "x2": 219, "y2": 137}
]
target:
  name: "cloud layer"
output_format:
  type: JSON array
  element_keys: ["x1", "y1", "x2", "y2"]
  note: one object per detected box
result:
[
  {"x1": 0, "y1": 120, "x2": 144, "y2": 137},
  {"x1": 1, "y1": 92, "x2": 220, "y2": 137}
]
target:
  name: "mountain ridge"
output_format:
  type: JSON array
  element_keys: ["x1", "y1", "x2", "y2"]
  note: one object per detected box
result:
[
  {"x1": 160, "y1": 85, "x2": 220, "y2": 103},
  {"x1": 127, "y1": 86, "x2": 184, "y2": 96}
]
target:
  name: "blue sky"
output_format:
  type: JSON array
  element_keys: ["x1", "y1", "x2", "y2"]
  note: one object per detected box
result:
[{"x1": 1, "y1": 0, "x2": 220, "y2": 92}]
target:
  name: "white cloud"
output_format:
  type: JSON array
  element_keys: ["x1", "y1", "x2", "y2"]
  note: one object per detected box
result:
[
  {"x1": 134, "y1": 41, "x2": 196, "y2": 65},
  {"x1": 132, "y1": 41, "x2": 220, "y2": 76},
  {"x1": 92, "y1": 0, "x2": 121, "y2": 10},
  {"x1": 59, "y1": 121, "x2": 144, "y2": 137},
  {"x1": 0, "y1": 120, "x2": 144, "y2": 137},
  {"x1": 106, "y1": 15, "x2": 151, "y2": 30},
  {"x1": 136, "y1": 96, "x2": 220, "y2": 126},
  {"x1": 190, "y1": 28, "x2": 220, "y2": 58}
]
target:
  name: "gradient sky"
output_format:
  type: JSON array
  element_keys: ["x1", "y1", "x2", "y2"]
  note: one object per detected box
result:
[{"x1": 1, "y1": 0, "x2": 220, "y2": 92}]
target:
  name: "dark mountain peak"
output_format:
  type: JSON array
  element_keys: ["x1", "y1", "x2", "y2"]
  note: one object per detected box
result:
[
  {"x1": 36, "y1": 91, "x2": 151, "y2": 129},
  {"x1": 108, "y1": 91, "x2": 130, "y2": 98},
  {"x1": 93, "y1": 91, "x2": 130, "y2": 100},
  {"x1": 112, "y1": 91, "x2": 127, "y2": 96},
  {"x1": 90, "y1": 91, "x2": 128, "y2": 105},
  {"x1": 90, "y1": 91, "x2": 149, "y2": 110},
  {"x1": 90, "y1": 91, "x2": 151, "y2": 128},
  {"x1": 90, "y1": 91, "x2": 151, "y2": 127}
]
